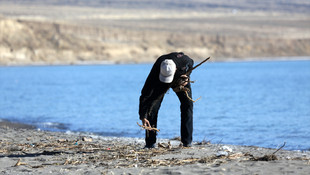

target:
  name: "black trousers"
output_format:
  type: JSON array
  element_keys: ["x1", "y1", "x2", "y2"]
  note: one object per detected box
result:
[{"x1": 145, "y1": 84, "x2": 193, "y2": 146}]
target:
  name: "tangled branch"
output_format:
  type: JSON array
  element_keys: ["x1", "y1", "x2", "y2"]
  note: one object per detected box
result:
[
  {"x1": 174, "y1": 86, "x2": 201, "y2": 102},
  {"x1": 137, "y1": 122, "x2": 160, "y2": 132},
  {"x1": 185, "y1": 90, "x2": 201, "y2": 103}
]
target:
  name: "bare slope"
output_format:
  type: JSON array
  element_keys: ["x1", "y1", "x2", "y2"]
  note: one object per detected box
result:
[
  {"x1": 0, "y1": 1, "x2": 310, "y2": 65},
  {"x1": 2, "y1": 0, "x2": 310, "y2": 14}
]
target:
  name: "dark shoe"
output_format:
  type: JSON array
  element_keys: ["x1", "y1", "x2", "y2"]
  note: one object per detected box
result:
[
  {"x1": 144, "y1": 143, "x2": 155, "y2": 149},
  {"x1": 183, "y1": 143, "x2": 192, "y2": 147}
]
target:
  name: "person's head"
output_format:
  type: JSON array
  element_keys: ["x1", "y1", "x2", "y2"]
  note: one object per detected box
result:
[{"x1": 159, "y1": 59, "x2": 176, "y2": 83}]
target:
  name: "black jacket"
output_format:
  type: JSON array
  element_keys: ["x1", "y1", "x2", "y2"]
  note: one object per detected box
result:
[{"x1": 139, "y1": 52, "x2": 194, "y2": 119}]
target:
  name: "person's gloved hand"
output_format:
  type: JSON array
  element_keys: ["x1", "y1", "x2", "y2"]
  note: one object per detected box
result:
[{"x1": 179, "y1": 75, "x2": 189, "y2": 86}]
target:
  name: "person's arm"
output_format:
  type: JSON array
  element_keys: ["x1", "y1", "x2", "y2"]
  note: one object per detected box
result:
[
  {"x1": 181, "y1": 58, "x2": 194, "y2": 86},
  {"x1": 139, "y1": 57, "x2": 164, "y2": 120},
  {"x1": 172, "y1": 55, "x2": 194, "y2": 88}
]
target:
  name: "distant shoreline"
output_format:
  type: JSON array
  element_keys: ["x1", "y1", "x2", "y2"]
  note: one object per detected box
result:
[
  {"x1": 0, "y1": 56, "x2": 309, "y2": 67},
  {"x1": 0, "y1": 119, "x2": 36, "y2": 130}
]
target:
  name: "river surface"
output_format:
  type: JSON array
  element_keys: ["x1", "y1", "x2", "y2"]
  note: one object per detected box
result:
[{"x1": 1, "y1": 59, "x2": 310, "y2": 150}]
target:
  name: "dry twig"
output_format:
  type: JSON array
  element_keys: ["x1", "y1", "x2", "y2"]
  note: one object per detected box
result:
[
  {"x1": 185, "y1": 90, "x2": 201, "y2": 102},
  {"x1": 137, "y1": 122, "x2": 160, "y2": 132},
  {"x1": 272, "y1": 142, "x2": 286, "y2": 155},
  {"x1": 14, "y1": 159, "x2": 27, "y2": 167}
]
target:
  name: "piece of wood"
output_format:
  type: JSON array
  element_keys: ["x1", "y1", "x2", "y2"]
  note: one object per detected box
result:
[{"x1": 137, "y1": 122, "x2": 160, "y2": 132}]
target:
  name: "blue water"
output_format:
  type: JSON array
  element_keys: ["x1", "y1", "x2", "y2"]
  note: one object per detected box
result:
[{"x1": 1, "y1": 59, "x2": 310, "y2": 150}]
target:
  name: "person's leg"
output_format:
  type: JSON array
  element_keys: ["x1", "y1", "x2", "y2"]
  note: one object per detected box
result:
[
  {"x1": 145, "y1": 97, "x2": 164, "y2": 148},
  {"x1": 176, "y1": 84, "x2": 193, "y2": 147}
]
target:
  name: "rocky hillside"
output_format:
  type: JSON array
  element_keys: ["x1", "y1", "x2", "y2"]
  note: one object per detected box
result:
[{"x1": 0, "y1": 1, "x2": 310, "y2": 65}]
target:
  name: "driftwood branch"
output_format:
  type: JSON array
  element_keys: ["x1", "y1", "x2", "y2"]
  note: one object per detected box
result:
[
  {"x1": 137, "y1": 122, "x2": 160, "y2": 132},
  {"x1": 185, "y1": 90, "x2": 201, "y2": 103},
  {"x1": 186, "y1": 57, "x2": 211, "y2": 76},
  {"x1": 14, "y1": 159, "x2": 27, "y2": 167},
  {"x1": 249, "y1": 142, "x2": 286, "y2": 161},
  {"x1": 173, "y1": 57, "x2": 210, "y2": 102},
  {"x1": 272, "y1": 142, "x2": 286, "y2": 155}
]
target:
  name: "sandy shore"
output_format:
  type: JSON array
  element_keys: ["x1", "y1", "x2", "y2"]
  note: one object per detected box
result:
[{"x1": 0, "y1": 121, "x2": 310, "y2": 175}]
